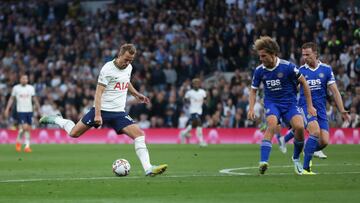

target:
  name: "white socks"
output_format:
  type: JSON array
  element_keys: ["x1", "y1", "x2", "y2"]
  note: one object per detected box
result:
[
  {"x1": 54, "y1": 117, "x2": 75, "y2": 135},
  {"x1": 134, "y1": 136, "x2": 152, "y2": 171},
  {"x1": 196, "y1": 127, "x2": 204, "y2": 143},
  {"x1": 16, "y1": 128, "x2": 24, "y2": 143},
  {"x1": 24, "y1": 131, "x2": 30, "y2": 147},
  {"x1": 16, "y1": 129, "x2": 30, "y2": 148},
  {"x1": 183, "y1": 125, "x2": 192, "y2": 135}
]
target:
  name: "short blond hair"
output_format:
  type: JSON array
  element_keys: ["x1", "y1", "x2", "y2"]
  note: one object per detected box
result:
[
  {"x1": 119, "y1": 43, "x2": 136, "y2": 56},
  {"x1": 253, "y1": 36, "x2": 280, "y2": 55},
  {"x1": 192, "y1": 78, "x2": 201, "y2": 84}
]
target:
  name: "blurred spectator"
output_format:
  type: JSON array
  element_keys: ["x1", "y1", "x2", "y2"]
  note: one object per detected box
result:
[
  {"x1": 342, "y1": 107, "x2": 360, "y2": 128},
  {"x1": 138, "y1": 114, "x2": 151, "y2": 129}
]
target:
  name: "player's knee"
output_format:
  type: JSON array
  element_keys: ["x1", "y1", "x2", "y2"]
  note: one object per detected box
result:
[
  {"x1": 69, "y1": 131, "x2": 81, "y2": 138},
  {"x1": 312, "y1": 130, "x2": 321, "y2": 137},
  {"x1": 23, "y1": 124, "x2": 31, "y2": 131},
  {"x1": 267, "y1": 124, "x2": 277, "y2": 134},
  {"x1": 292, "y1": 123, "x2": 304, "y2": 132},
  {"x1": 133, "y1": 130, "x2": 145, "y2": 139},
  {"x1": 320, "y1": 138, "x2": 329, "y2": 146}
]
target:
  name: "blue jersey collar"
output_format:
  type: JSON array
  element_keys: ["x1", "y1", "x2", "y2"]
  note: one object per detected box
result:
[
  {"x1": 304, "y1": 60, "x2": 321, "y2": 71},
  {"x1": 263, "y1": 57, "x2": 280, "y2": 71}
]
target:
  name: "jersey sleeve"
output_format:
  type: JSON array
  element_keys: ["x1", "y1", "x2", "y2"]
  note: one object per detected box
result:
[
  {"x1": 290, "y1": 63, "x2": 302, "y2": 80},
  {"x1": 11, "y1": 86, "x2": 17, "y2": 97},
  {"x1": 30, "y1": 86, "x2": 36, "y2": 96},
  {"x1": 202, "y1": 89, "x2": 207, "y2": 99},
  {"x1": 251, "y1": 68, "x2": 261, "y2": 89},
  {"x1": 327, "y1": 67, "x2": 336, "y2": 85},
  {"x1": 184, "y1": 91, "x2": 190, "y2": 99},
  {"x1": 98, "y1": 67, "x2": 112, "y2": 86}
]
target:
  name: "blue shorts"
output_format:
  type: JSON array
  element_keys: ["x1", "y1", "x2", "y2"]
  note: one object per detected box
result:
[
  {"x1": 17, "y1": 112, "x2": 33, "y2": 125},
  {"x1": 301, "y1": 104, "x2": 329, "y2": 131},
  {"x1": 264, "y1": 102, "x2": 302, "y2": 125},
  {"x1": 81, "y1": 108, "x2": 135, "y2": 134},
  {"x1": 190, "y1": 113, "x2": 202, "y2": 122}
]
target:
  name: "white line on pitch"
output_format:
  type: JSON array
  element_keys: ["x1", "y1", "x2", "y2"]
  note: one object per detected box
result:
[
  {"x1": 0, "y1": 174, "x2": 225, "y2": 183},
  {"x1": 219, "y1": 163, "x2": 360, "y2": 176}
]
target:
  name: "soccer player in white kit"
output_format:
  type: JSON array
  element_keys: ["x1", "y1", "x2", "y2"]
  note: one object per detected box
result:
[
  {"x1": 40, "y1": 44, "x2": 167, "y2": 176},
  {"x1": 179, "y1": 78, "x2": 207, "y2": 146},
  {"x1": 4, "y1": 75, "x2": 40, "y2": 152}
]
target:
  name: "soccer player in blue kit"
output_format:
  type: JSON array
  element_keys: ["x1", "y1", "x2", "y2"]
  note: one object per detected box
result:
[
  {"x1": 293, "y1": 42, "x2": 349, "y2": 174},
  {"x1": 248, "y1": 36, "x2": 317, "y2": 175}
]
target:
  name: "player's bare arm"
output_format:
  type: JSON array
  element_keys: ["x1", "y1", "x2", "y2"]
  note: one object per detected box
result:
[
  {"x1": 298, "y1": 75, "x2": 317, "y2": 117},
  {"x1": 247, "y1": 88, "x2": 257, "y2": 120},
  {"x1": 128, "y1": 82, "x2": 150, "y2": 104},
  {"x1": 33, "y1": 96, "x2": 41, "y2": 114},
  {"x1": 328, "y1": 83, "x2": 350, "y2": 121},
  {"x1": 4, "y1": 96, "x2": 14, "y2": 118},
  {"x1": 94, "y1": 83, "x2": 106, "y2": 126}
]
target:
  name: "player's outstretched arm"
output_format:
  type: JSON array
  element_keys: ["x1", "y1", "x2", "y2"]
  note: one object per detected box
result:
[
  {"x1": 298, "y1": 75, "x2": 317, "y2": 117},
  {"x1": 328, "y1": 83, "x2": 350, "y2": 121},
  {"x1": 247, "y1": 88, "x2": 257, "y2": 121},
  {"x1": 33, "y1": 96, "x2": 41, "y2": 114},
  {"x1": 128, "y1": 82, "x2": 150, "y2": 104},
  {"x1": 4, "y1": 96, "x2": 14, "y2": 118}
]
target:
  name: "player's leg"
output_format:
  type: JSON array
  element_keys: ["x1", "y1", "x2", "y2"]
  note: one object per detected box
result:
[
  {"x1": 67, "y1": 121, "x2": 92, "y2": 138},
  {"x1": 22, "y1": 123, "x2": 32, "y2": 152},
  {"x1": 283, "y1": 129, "x2": 295, "y2": 143},
  {"x1": 15, "y1": 113, "x2": 26, "y2": 152},
  {"x1": 302, "y1": 120, "x2": 321, "y2": 174},
  {"x1": 289, "y1": 115, "x2": 305, "y2": 175},
  {"x1": 121, "y1": 123, "x2": 167, "y2": 176},
  {"x1": 15, "y1": 127, "x2": 24, "y2": 152},
  {"x1": 274, "y1": 124, "x2": 287, "y2": 153},
  {"x1": 193, "y1": 116, "x2": 207, "y2": 147},
  {"x1": 180, "y1": 117, "x2": 193, "y2": 143},
  {"x1": 259, "y1": 114, "x2": 279, "y2": 174},
  {"x1": 287, "y1": 105, "x2": 305, "y2": 175},
  {"x1": 313, "y1": 121, "x2": 330, "y2": 159},
  {"x1": 39, "y1": 109, "x2": 93, "y2": 138},
  {"x1": 16, "y1": 113, "x2": 33, "y2": 152}
]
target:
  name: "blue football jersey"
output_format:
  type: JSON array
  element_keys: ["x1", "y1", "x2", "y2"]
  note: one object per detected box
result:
[
  {"x1": 251, "y1": 58, "x2": 300, "y2": 105},
  {"x1": 298, "y1": 62, "x2": 335, "y2": 107}
]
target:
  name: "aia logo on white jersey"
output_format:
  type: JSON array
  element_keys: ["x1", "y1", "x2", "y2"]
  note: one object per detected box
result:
[{"x1": 114, "y1": 82, "x2": 129, "y2": 90}]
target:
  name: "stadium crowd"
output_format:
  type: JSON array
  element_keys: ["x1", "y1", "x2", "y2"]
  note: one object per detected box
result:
[{"x1": 1, "y1": 0, "x2": 360, "y2": 129}]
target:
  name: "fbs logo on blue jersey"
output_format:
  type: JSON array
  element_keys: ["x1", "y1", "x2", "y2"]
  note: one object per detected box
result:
[
  {"x1": 307, "y1": 79, "x2": 321, "y2": 86},
  {"x1": 265, "y1": 79, "x2": 281, "y2": 87}
]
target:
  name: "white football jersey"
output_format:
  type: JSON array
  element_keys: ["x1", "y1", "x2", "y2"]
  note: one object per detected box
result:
[
  {"x1": 97, "y1": 60, "x2": 132, "y2": 112},
  {"x1": 11, "y1": 84, "x2": 35, "y2": 112},
  {"x1": 185, "y1": 88, "x2": 206, "y2": 115}
]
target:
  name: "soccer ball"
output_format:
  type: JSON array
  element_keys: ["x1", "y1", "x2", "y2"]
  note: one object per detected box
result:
[{"x1": 112, "y1": 159, "x2": 131, "y2": 176}]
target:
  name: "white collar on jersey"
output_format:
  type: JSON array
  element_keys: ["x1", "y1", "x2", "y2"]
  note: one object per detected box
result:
[
  {"x1": 262, "y1": 57, "x2": 280, "y2": 71},
  {"x1": 304, "y1": 60, "x2": 322, "y2": 71}
]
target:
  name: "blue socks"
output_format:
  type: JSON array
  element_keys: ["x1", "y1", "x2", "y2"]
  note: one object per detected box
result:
[
  {"x1": 260, "y1": 140, "x2": 272, "y2": 162},
  {"x1": 303, "y1": 135, "x2": 319, "y2": 170},
  {"x1": 293, "y1": 138, "x2": 304, "y2": 160},
  {"x1": 284, "y1": 130, "x2": 295, "y2": 143}
]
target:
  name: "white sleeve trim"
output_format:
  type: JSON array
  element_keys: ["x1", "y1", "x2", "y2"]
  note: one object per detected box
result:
[{"x1": 251, "y1": 85, "x2": 259, "y2": 89}]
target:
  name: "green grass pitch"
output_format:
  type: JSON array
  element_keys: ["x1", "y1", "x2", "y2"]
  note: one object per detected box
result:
[{"x1": 1, "y1": 144, "x2": 360, "y2": 202}]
